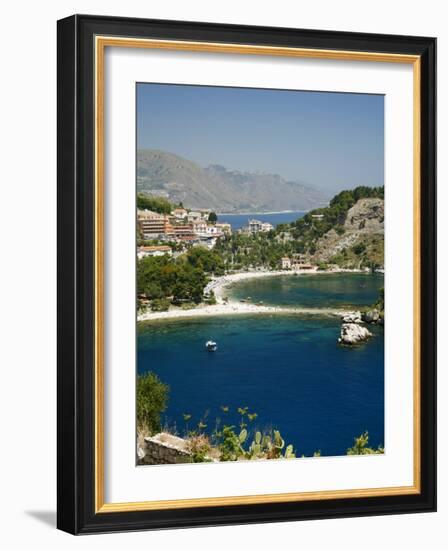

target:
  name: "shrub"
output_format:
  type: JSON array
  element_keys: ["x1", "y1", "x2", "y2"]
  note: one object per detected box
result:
[
  {"x1": 150, "y1": 297, "x2": 170, "y2": 312},
  {"x1": 136, "y1": 372, "x2": 169, "y2": 433},
  {"x1": 352, "y1": 242, "x2": 366, "y2": 255}
]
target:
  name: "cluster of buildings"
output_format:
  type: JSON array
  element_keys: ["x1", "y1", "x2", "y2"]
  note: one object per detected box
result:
[
  {"x1": 280, "y1": 255, "x2": 316, "y2": 271},
  {"x1": 137, "y1": 207, "x2": 232, "y2": 251},
  {"x1": 240, "y1": 219, "x2": 274, "y2": 235}
]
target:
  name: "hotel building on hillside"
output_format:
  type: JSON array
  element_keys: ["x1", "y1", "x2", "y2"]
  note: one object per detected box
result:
[
  {"x1": 173, "y1": 224, "x2": 196, "y2": 239},
  {"x1": 137, "y1": 209, "x2": 174, "y2": 238}
]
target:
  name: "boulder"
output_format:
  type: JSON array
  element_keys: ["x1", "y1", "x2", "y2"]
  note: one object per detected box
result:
[
  {"x1": 338, "y1": 323, "x2": 372, "y2": 345},
  {"x1": 361, "y1": 308, "x2": 380, "y2": 324},
  {"x1": 341, "y1": 310, "x2": 362, "y2": 324},
  {"x1": 139, "y1": 432, "x2": 192, "y2": 465}
]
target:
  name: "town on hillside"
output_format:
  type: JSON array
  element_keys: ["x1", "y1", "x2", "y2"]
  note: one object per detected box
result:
[
  {"x1": 136, "y1": 186, "x2": 385, "y2": 313},
  {"x1": 137, "y1": 205, "x2": 274, "y2": 259}
]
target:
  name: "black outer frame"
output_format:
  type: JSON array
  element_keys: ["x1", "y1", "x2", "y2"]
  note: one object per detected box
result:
[{"x1": 57, "y1": 14, "x2": 436, "y2": 535}]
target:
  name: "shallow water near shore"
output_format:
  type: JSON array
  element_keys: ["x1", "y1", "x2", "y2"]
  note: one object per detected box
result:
[
  {"x1": 137, "y1": 273, "x2": 384, "y2": 457},
  {"x1": 227, "y1": 272, "x2": 384, "y2": 309}
]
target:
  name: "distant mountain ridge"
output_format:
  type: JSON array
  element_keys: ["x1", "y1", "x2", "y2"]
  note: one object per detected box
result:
[{"x1": 137, "y1": 149, "x2": 330, "y2": 213}]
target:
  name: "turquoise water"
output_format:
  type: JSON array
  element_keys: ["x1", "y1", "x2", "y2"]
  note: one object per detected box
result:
[
  {"x1": 137, "y1": 274, "x2": 384, "y2": 457},
  {"x1": 228, "y1": 273, "x2": 384, "y2": 309},
  {"x1": 217, "y1": 211, "x2": 305, "y2": 230}
]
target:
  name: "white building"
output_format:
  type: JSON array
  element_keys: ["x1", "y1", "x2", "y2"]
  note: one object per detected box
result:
[
  {"x1": 172, "y1": 208, "x2": 188, "y2": 220},
  {"x1": 261, "y1": 221, "x2": 274, "y2": 232},
  {"x1": 137, "y1": 245, "x2": 172, "y2": 259},
  {"x1": 193, "y1": 222, "x2": 225, "y2": 238},
  {"x1": 248, "y1": 219, "x2": 274, "y2": 234},
  {"x1": 187, "y1": 211, "x2": 205, "y2": 223},
  {"x1": 215, "y1": 222, "x2": 232, "y2": 235}
]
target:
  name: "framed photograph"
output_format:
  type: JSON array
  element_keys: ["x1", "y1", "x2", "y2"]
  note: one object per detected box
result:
[{"x1": 57, "y1": 14, "x2": 436, "y2": 534}]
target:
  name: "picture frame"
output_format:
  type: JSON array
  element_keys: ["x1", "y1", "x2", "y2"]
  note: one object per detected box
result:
[{"x1": 57, "y1": 14, "x2": 436, "y2": 534}]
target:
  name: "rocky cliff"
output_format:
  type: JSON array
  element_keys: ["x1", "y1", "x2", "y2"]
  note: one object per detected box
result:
[{"x1": 313, "y1": 198, "x2": 384, "y2": 267}]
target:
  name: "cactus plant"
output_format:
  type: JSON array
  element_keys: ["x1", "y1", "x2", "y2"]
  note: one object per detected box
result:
[
  {"x1": 238, "y1": 428, "x2": 247, "y2": 444},
  {"x1": 273, "y1": 430, "x2": 285, "y2": 450},
  {"x1": 284, "y1": 444, "x2": 295, "y2": 459}
]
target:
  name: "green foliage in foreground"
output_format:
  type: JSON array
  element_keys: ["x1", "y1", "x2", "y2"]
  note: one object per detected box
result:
[
  {"x1": 136, "y1": 372, "x2": 169, "y2": 434},
  {"x1": 176, "y1": 404, "x2": 384, "y2": 462},
  {"x1": 215, "y1": 423, "x2": 295, "y2": 462},
  {"x1": 136, "y1": 379, "x2": 384, "y2": 462},
  {"x1": 346, "y1": 431, "x2": 384, "y2": 455}
]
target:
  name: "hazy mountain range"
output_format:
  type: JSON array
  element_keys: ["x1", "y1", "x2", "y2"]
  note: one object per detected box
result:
[{"x1": 137, "y1": 149, "x2": 330, "y2": 213}]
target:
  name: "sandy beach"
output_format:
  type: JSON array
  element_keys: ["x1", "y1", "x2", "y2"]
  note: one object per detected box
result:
[
  {"x1": 137, "y1": 302, "x2": 347, "y2": 322},
  {"x1": 137, "y1": 269, "x2": 364, "y2": 322}
]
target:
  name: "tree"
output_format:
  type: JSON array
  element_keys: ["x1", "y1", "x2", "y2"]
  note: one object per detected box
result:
[
  {"x1": 187, "y1": 247, "x2": 224, "y2": 274},
  {"x1": 136, "y1": 372, "x2": 169, "y2": 433},
  {"x1": 208, "y1": 211, "x2": 218, "y2": 223},
  {"x1": 137, "y1": 193, "x2": 173, "y2": 214}
]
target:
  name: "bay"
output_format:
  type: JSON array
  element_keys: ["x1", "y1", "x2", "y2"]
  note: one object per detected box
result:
[
  {"x1": 137, "y1": 273, "x2": 384, "y2": 458},
  {"x1": 217, "y1": 210, "x2": 305, "y2": 230}
]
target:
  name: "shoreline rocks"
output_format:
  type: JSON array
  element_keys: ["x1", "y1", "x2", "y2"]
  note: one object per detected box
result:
[
  {"x1": 338, "y1": 322, "x2": 372, "y2": 345},
  {"x1": 361, "y1": 308, "x2": 383, "y2": 324},
  {"x1": 341, "y1": 310, "x2": 362, "y2": 324}
]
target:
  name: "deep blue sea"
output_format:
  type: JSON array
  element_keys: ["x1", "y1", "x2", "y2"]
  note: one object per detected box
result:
[
  {"x1": 137, "y1": 273, "x2": 384, "y2": 457},
  {"x1": 217, "y1": 210, "x2": 305, "y2": 230}
]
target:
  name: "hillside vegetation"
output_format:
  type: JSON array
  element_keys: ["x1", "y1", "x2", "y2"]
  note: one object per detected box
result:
[{"x1": 217, "y1": 186, "x2": 385, "y2": 270}]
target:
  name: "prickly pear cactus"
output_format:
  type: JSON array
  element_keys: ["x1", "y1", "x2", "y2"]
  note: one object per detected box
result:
[
  {"x1": 273, "y1": 430, "x2": 285, "y2": 450},
  {"x1": 284, "y1": 444, "x2": 295, "y2": 459},
  {"x1": 238, "y1": 428, "x2": 247, "y2": 444}
]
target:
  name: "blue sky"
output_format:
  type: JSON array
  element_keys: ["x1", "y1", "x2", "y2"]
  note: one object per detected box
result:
[{"x1": 137, "y1": 83, "x2": 384, "y2": 193}]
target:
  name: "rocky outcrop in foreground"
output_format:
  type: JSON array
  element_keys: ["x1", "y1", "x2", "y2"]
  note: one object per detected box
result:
[
  {"x1": 338, "y1": 322, "x2": 372, "y2": 345},
  {"x1": 138, "y1": 432, "x2": 192, "y2": 465}
]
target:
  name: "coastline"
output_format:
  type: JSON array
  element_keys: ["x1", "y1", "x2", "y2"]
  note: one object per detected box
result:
[
  {"x1": 137, "y1": 268, "x2": 369, "y2": 323},
  {"x1": 137, "y1": 302, "x2": 347, "y2": 322},
  {"x1": 216, "y1": 209, "x2": 305, "y2": 215}
]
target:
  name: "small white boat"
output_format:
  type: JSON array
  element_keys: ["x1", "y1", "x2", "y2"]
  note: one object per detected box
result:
[{"x1": 205, "y1": 340, "x2": 218, "y2": 352}]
